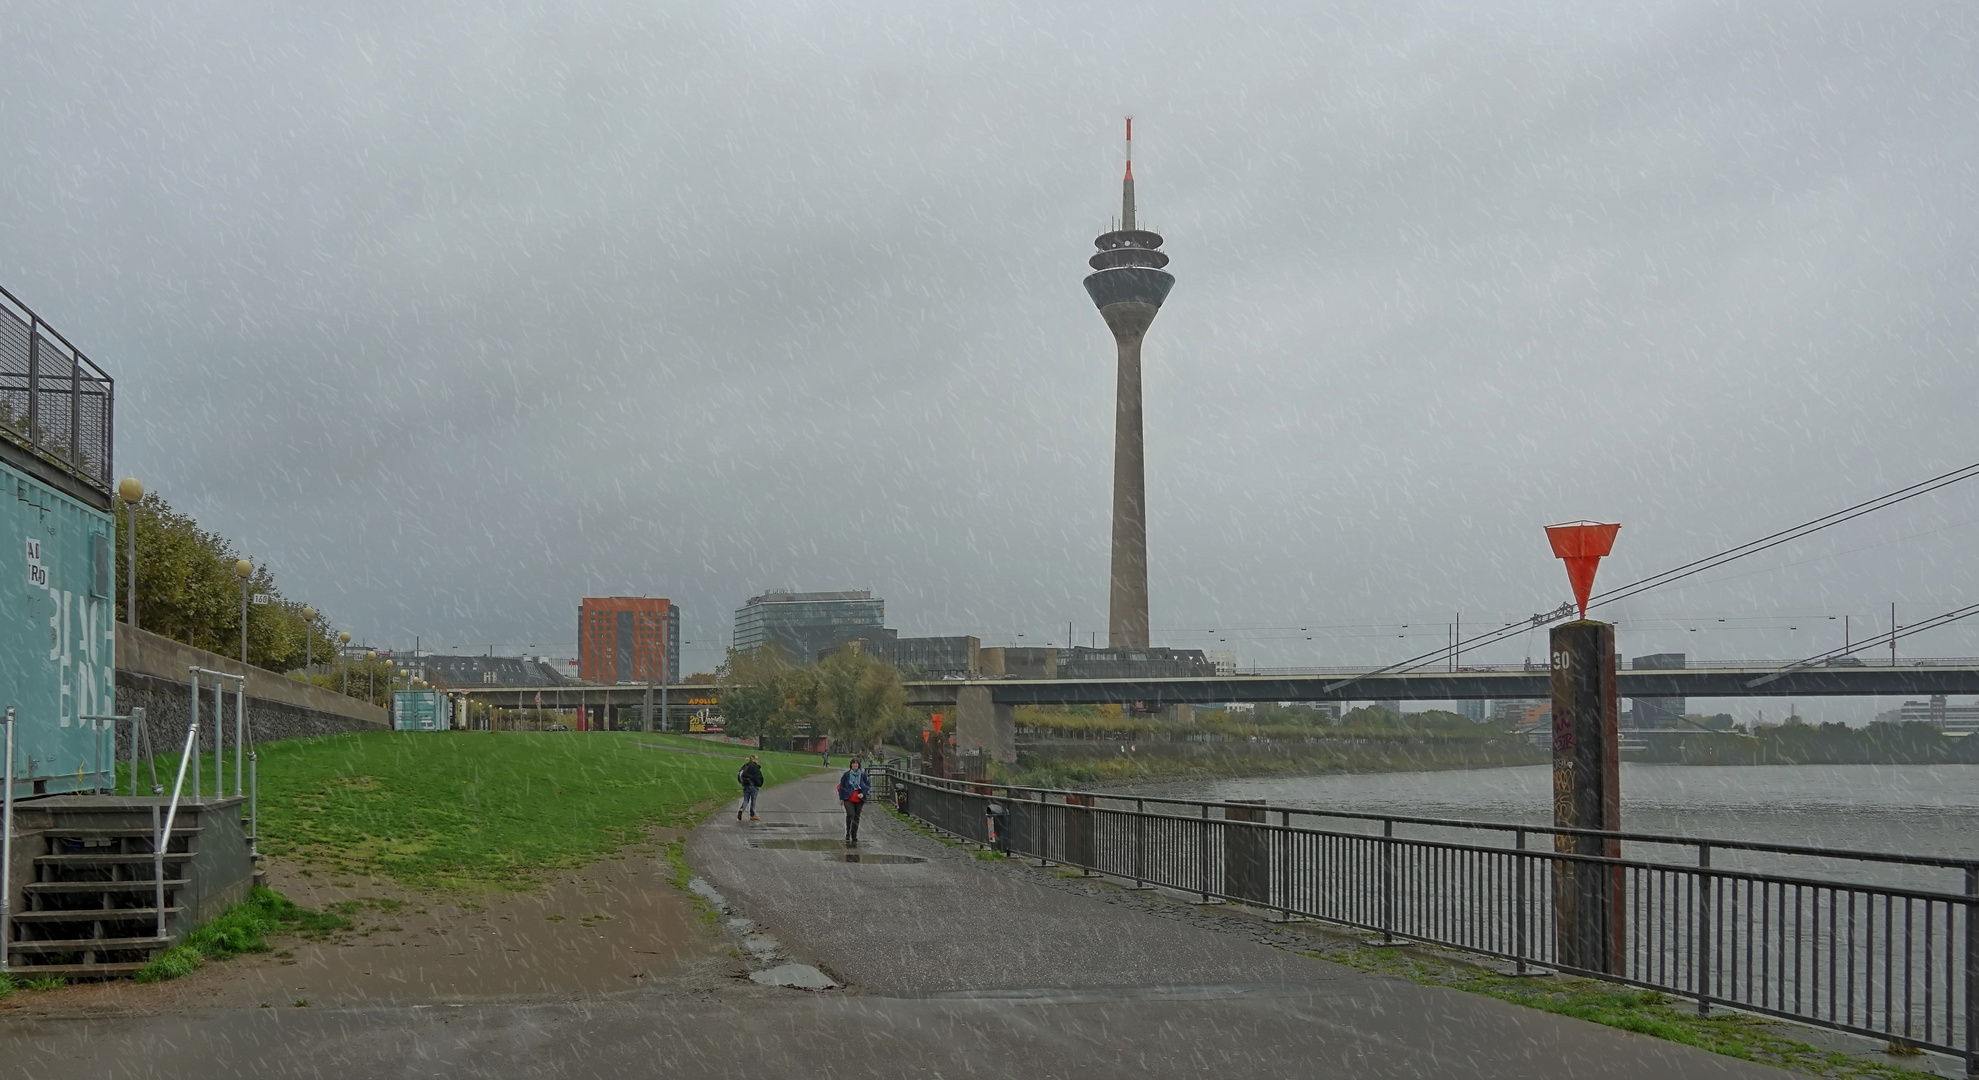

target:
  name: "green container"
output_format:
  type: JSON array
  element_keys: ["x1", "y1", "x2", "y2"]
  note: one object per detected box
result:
[
  {"x1": 0, "y1": 455, "x2": 117, "y2": 795},
  {"x1": 392, "y1": 689, "x2": 452, "y2": 732}
]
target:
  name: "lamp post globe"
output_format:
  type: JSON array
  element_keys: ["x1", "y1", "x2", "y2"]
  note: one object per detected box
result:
[
  {"x1": 339, "y1": 631, "x2": 353, "y2": 694},
  {"x1": 301, "y1": 607, "x2": 316, "y2": 671},
  {"x1": 117, "y1": 477, "x2": 143, "y2": 628}
]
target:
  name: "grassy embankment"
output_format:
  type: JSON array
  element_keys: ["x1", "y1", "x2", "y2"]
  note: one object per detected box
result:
[
  {"x1": 244, "y1": 730, "x2": 821, "y2": 891},
  {"x1": 0, "y1": 731, "x2": 822, "y2": 992},
  {"x1": 1006, "y1": 705, "x2": 1545, "y2": 787},
  {"x1": 1324, "y1": 945, "x2": 1943, "y2": 1080}
]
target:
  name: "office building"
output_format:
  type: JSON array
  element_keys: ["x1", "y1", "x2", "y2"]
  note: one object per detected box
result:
[
  {"x1": 414, "y1": 654, "x2": 570, "y2": 688},
  {"x1": 1899, "y1": 696, "x2": 1979, "y2": 734},
  {"x1": 980, "y1": 647, "x2": 1058, "y2": 679},
  {"x1": 578, "y1": 597, "x2": 680, "y2": 685},
  {"x1": 832, "y1": 635, "x2": 981, "y2": 678},
  {"x1": 734, "y1": 590, "x2": 885, "y2": 660},
  {"x1": 1629, "y1": 652, "x2": 1686, "y2": 729}
]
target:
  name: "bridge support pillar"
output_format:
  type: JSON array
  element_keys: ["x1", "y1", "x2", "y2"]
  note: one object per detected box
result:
[
  {"x1": 1550, "y1": 620, "x2": 1624, "y2": 975},
  {"x1": 954, "y1": 685, "x2": 1016, "y2": 765}
]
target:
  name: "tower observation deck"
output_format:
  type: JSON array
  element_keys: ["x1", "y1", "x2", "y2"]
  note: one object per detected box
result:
[{"x1": 1083, "y1": 120, "x2": 1174, "y2": 650}]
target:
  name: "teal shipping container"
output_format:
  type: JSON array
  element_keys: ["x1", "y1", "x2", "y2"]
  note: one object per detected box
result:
[
  {"x1": 392, "y1": 690, "x2": 453, "y2": 732},
  {"x1": 1, "y1": 285, "x2": 120, "y2": 797}
]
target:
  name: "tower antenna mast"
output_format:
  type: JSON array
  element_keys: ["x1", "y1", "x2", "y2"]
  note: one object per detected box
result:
[{"x1": 1123, "y1": 117, "x2": 1135, "y2": 230}]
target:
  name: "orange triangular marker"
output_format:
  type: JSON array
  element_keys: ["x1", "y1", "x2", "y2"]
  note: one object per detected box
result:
[{"x1": 1545, "y1": 521, "x2": 1621, "y2": 619}]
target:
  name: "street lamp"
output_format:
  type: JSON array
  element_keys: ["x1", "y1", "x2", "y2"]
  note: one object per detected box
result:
[
  {"x1": 117, "y1": 477, "x2": 142, "y2": 629},
  {"x1": 234, "y1": 559, "x2": 253, "y2": 665},
  {"x1": 339, "y1": 632, "x2": 352, "y2": 694},
  {"x1": 366, "y1": 650, "x2": 377, "y2": 703}
]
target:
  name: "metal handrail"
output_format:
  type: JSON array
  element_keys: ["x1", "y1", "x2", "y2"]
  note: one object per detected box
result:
[
  {"x1": 154, "y1": 721, "x2": 198, "y2": 941},
  {"x1": 889, "y1": 767, "x2": 1979, "y2": 1070}
]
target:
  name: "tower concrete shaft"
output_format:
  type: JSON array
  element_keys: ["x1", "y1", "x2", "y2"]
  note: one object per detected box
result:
[
  {"x1": 1105, "y1": 302, "x2": 1157, "y2": 648},
  {"x1": 1083, "y1": 120, "x2": 1174, "y2": 650}
]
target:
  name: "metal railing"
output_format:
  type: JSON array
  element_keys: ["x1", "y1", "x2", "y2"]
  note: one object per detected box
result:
[
  {"x1": 1235, "y1": 657, "x2": 1979, "y2": 676},
  {"x1": 0, "y1": 284, "x2": 114, "y2": 494},
  {"x1": 883, "y1": 768, "x2": 1979, "y2": 1073},
  {"x1": 154, "y1": 721, "x2": 199, "y2": 941}
]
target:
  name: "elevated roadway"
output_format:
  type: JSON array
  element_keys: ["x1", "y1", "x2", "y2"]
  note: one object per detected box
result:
[{"x1": 457, "y1": 661, "x2": 1979, "y2": 762}]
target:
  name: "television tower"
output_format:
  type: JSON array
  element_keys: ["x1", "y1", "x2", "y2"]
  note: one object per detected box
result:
[{"x1": 1084, "y1": 118, "x2": 1175, "y2": 650}]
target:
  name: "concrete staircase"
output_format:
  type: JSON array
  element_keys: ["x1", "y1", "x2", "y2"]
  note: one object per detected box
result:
[{"x1": 5, "y1": 796, "x2": 255, "y2": 979}]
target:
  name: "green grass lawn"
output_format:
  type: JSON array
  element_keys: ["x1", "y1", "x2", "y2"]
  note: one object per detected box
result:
[{"x1": 127, "y1": 731, "x2": 822, "y2": 893}]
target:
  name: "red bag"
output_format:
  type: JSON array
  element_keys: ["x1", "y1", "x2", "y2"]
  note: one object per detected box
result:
[{"x1": 849, "y1": 790, "x2": 864, "y2": 803}]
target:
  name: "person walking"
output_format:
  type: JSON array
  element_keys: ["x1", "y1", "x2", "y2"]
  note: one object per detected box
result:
[
  {"x1": 837, "y1": 756, "x2": 871, "y2": 845},
  {"x1": 737, "y1": 754, "x2": 764, "y2": 821}
]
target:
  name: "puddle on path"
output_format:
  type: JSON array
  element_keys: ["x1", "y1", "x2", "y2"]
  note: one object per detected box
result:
[
  {"x1": 750, "y1": 838, "x2": 848, "y2": 851},
  {"x1": 823, "y1": 853, "x2": 926, "y2": 865}
]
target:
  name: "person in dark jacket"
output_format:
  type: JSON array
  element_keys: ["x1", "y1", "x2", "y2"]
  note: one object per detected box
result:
[
  {"x1": 836, "y1": 757, "x2": 872, "y2": 844},
  {"x1": 737, "y1": 754, "x2": 765, "y2": 821}
]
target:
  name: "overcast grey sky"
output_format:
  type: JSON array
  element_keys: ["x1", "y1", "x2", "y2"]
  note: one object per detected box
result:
[{"x1": 4, "y1": 2, "x2": 1977, "y2": 707}]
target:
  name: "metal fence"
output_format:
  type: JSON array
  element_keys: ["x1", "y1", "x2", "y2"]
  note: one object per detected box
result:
[
  {"x1": 882, "y1": 769, "x2": 1978, "y2": 1073},
  {"x1": 0, "y1": 284, "x2": 114, "y2": 495}
]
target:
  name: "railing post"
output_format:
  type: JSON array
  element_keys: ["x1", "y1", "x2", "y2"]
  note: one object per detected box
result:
[
  {"x1": 1696, "y1": 842, "x2": 1712, "y2": 1016},
  {"x1": 1515, "y1": 827, "x2": 1528, "y2": 975},
  {"x1": 234, "y1": 677, "x2": 245, "y2": 798},
  {"x1": 1964, "y1": 866, "x2": 1976, "y2": 1078},
  {"x1": 1036, "y1": 789, "x2": 1052, "y2": 867},
  {"x1": 1134, "y1": 798, "x2": 1145, "y2": 889},
  {"x1": 25, "y1": 319, "x2": 39, "y2": 445},
  {"x1": 2, "y1": 708, "x2": 14, "y2": 975},
  {"x1": 1382, "y1": 817, "x2": 1396, "y2": 944},
  {"x1": 1200, "y1": 803, "x2": 1212, "y2": 903},
  {"x1": 128, "y1": 708, "x2": 146, "y2": 797}
]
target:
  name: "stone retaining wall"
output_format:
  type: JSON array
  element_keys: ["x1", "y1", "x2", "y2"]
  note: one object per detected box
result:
[{"x1": 108, "y1": 625, "x2": 388, "y2": 767}]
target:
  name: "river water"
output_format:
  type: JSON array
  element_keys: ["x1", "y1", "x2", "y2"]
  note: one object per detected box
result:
[{"x1": 1153, "y1": 764, "x2": 1979, "y2": 887}]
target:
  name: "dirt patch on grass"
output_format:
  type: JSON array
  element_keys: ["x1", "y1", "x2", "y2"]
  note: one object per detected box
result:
[{"x1": 0, "y1": 827, "x2": 737, "y2": 1017}]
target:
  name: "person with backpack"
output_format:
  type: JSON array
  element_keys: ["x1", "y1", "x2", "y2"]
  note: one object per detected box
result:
[
  {"x1": 736, "y1": 754, "x2": 765, "y2": 821},
  {"x1": 837, "y1": 756, "x2": 872, "y2": 844}
]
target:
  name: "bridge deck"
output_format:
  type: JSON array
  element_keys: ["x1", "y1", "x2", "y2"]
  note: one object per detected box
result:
[{"x1": 458, "y1": 662, "x2": 1979, "y2": 709}]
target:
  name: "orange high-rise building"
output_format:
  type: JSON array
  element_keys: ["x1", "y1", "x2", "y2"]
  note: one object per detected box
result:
[{"x1": 577, "y1": 597, "x2": 680, "y2": 685}]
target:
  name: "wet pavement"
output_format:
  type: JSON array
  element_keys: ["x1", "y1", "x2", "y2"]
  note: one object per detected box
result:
[{"x1": 0, "y1": 772, "x2": 1799, "y2": 1078}]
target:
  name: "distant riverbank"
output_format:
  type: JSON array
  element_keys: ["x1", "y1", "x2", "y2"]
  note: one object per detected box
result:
[
  {"x1": 1130, "y1": 762, "x2": 1979, "y2": 866},
  {"x1": 1008, "y1": 735, "x2": 1547, "y2": 789}
]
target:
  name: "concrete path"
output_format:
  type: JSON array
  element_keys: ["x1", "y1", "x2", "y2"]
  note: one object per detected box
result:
[
  {"x1": 678, "y1": 771, "x2": 1793, "y2": 1079},
  {"x1": 0, "y1": 772, "x2": 1804, "y2": 1078}
]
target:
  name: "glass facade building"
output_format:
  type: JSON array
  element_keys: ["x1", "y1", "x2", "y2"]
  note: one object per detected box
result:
[{"x1": 733, "y1": 590, "x2": 884, "y2": 661}]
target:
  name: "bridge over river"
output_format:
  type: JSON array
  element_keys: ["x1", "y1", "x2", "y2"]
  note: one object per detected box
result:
[{"x1": 457, "y1": 658, "x2": 1979, "y2": 758}]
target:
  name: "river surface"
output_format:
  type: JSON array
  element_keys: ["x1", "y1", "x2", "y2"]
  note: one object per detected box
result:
[{"x1": 1150, "y1": 764, "x2": 1979, "y2": 887}]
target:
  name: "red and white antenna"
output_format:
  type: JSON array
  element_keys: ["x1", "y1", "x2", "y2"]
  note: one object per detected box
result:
[{"x1": 1121, "y1": 116, "x2": 1136, "y2": 231}]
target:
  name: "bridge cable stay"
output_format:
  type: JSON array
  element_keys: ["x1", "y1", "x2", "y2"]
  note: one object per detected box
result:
[
  {"x1": 1323, "y1": 460, "x2": 1979, "y2": 693},
  {"x1": 1744, "y1": 600, "x2": 1979, "y2": 687}
]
